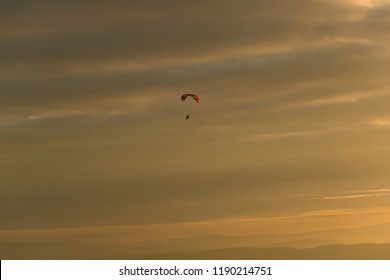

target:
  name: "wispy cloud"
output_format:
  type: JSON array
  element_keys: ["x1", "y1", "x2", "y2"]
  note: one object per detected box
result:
[
  {"x1": 319, "y1": 189, "x2": 390, "y2": 200},
  {"x1": 299, "y1": 207, "x2": 390, "y2": 217},
  {"x1": 270, "y1": 91, "x2": 383, "y2": 113},
  {"x1": 370, "y1": 118, "x2": 390, "y2": 126},
  {"x1": 249, "y1": 130, "x2": 323, "y2": 141},
  {"x1": 2, "y1": 206, "x2": 390, "y2": 243},
  {"x1": 347, "y1": 188, "x2": 390, "y2": 193},
  {"x1": 301, "y1": 92, "x2": 375, "y2": 106},
  {"x1": 322, "y1": 193, "x2": 388, "y2": 200},
  {"x1": 350, "y1": 0, "x2": 390, "y2": 7}
]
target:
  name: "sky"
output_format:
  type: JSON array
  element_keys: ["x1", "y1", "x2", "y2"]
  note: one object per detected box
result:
[{"x1": 1, "y1": 0, "x2": 390, "y2": 245}]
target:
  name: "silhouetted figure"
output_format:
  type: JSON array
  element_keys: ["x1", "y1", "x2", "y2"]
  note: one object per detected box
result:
[{"x1": 186, "y1": 114, "x2": 190, "y2": 120}]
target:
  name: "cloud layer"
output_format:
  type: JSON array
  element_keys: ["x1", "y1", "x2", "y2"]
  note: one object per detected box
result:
[{"x1": 1, "y1": 0, "x2": 390, "y2": 243}]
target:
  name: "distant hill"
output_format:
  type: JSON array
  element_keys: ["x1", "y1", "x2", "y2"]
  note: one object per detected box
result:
[
  {"x1": 262, "y1": 238, "x2": 341, "y2": 248},
  {"x1": 1, "y1": 223, "x2": 390, "y2": 259},
  {"x1": 141, "y1": 243, "x2": 390, "y2": 260},
  {"x1": 0, "y1": 241, "x2": 124, "y2": 259},
  {"x1": 114, "y1": 223, "x2": 390, "y2": 259}
]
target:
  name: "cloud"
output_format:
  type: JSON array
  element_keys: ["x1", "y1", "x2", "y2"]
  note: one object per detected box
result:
[
  {"x1": 1, "y1": 0, "x2": 390, "y2": 238},
  {"x1": 370, "y1": 118, "x2": 390, "y2": 126},
  {"x1": 349, "y1": 188, "x2": 390, "y2": 193},
  {"x1": 1, "y1": 0, "x2": 389, "y2": 122},
  {"x1": 249, "y1": 130, "x2": 323, "y2": 141},
  {"x1": 351, "y1": 0, "x2": 390, "y2": 7},
  {"x1": 2, "y1": 206, "x2": 390, "y2": 244},
  {"x1": 322, "y1": 193, "x2": 389, "y2": 200},
  {"x1": 319, "y1": 189, "x2": 390, "y2": 200}
]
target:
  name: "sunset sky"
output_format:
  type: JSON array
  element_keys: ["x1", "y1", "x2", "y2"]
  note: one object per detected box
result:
[{"x1": 1, "y1": 0, "x2": 390, "y2": 246}]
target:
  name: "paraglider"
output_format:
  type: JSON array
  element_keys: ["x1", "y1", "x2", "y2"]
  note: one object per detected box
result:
[
  {"x1": 181, "y1": 94, "x2": 200, "y2": 103},
  {"x1": 181, "y1": 94, "x2": 200, "y2": 120}
]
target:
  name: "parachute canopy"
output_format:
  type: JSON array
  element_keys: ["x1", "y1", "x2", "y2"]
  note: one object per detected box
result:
[{"x1": 181, "y1": 93, "x2": 200, "y2": 103}]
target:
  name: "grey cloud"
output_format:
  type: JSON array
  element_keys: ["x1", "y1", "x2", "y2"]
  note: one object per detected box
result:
[
  {"x1": 2, "y1": 107, "x2": 388, "y2": 229},
  {"x1": 1, "y1": 39, "x2": 387, "y2": 115},
  {"x1": 0, "y1": 0, "x2": 374, "y2": 65},
  {"x1": 1, "y1": 0, "x2": 390, "y2": 232},
  {"x1": 1, "y1": 0, "x2": 388, "y2": 117}
]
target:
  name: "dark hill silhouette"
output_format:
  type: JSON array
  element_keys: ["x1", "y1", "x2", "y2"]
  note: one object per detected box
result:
[
  {"x1": 113, "y1": 223, "x2": 390, "y2": 259},
  {"x1": 1, "y1": 223, "x2": 390, "y2": 259},
  {"x1": 141, "y1": 243, "x2": 390, "y2": 260},
  {"x1": 263, "y1": 238, "x2": 341, "y2": 248}
]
